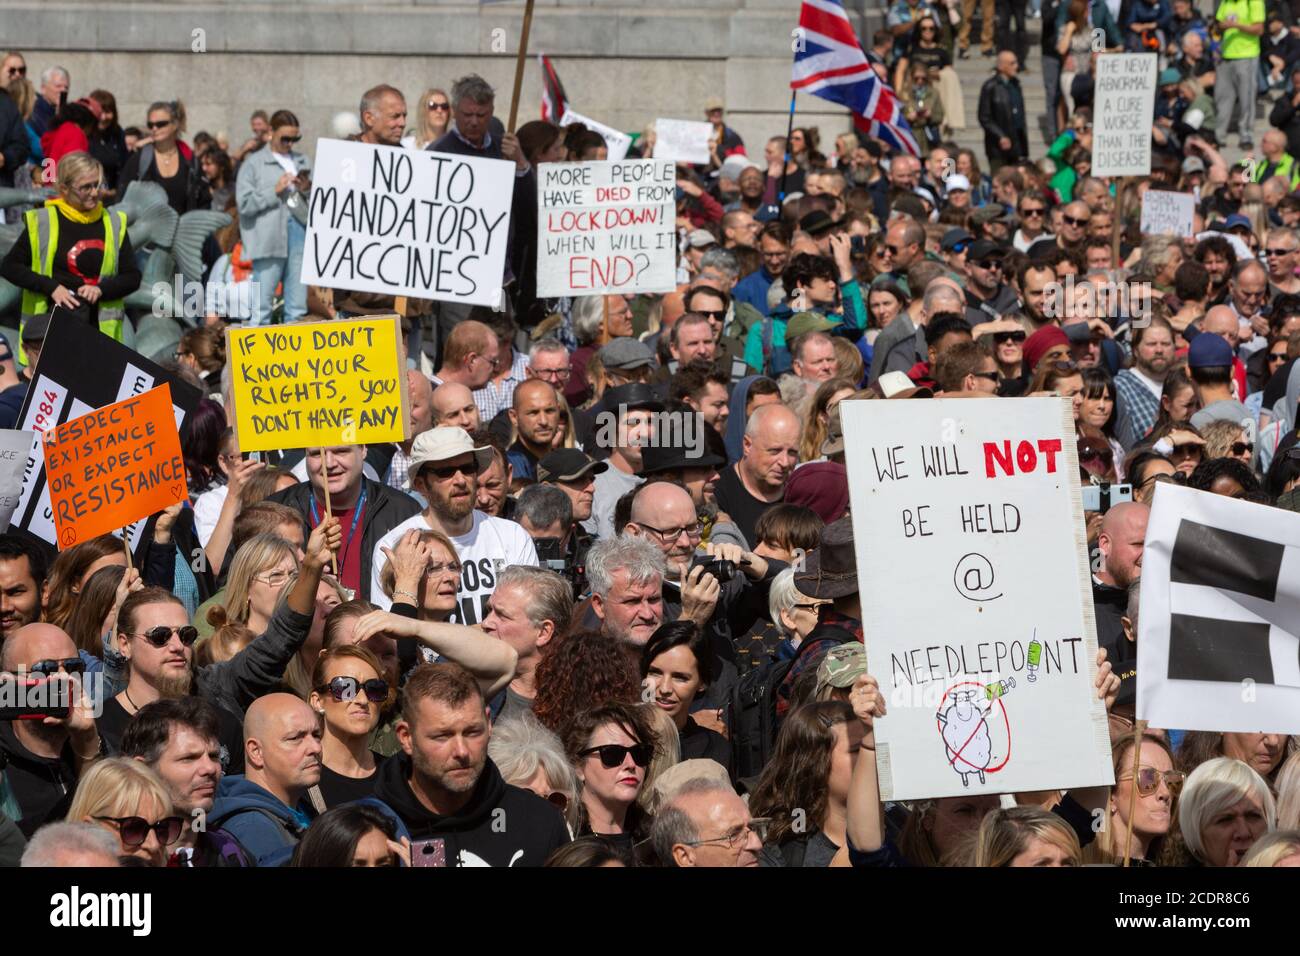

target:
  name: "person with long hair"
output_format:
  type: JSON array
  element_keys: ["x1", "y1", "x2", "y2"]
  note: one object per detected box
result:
[
  {"x1": 1028, "y1": 356, "x2": 1085, "y2": 422},
  {"x1": 800, "y1": 377, "x2": 856, "y2": 462},
  {"x1": 1144, "y1": 418, "x2": 1207, "y2": 477},
  {"x1": 235, "y1": 109, "x2": 311, "y2": 325},
  {"x1": 180, "y1": 397, "x2": 228, "y2": 499},
  {"x1": 1078, "y1": 367, "x2": 1125, "y2": 477},
  {"x1": 749, "y1": 700, "x2": 863, "y2": 866},
  {"x1": 517, "y1": 119, "x2": 565, "y2": 166},
  {"x1": 1241, "y1": 830, "x2": 1300, "y2": 866},
  {"x1": 85, "y1": 89, "x2": 127, "y2": 195},
  {"x1": 544, "y1": 834, "x2": 635, "y2": 867},
  {"x1": 963, "y1": 805, "x2": 1082, "y2": 866},
  {"x1": 64, "y1": 565, "x2": 127, "y2": 657},
  {"x1": 0, "y1": 151, "x2": 140, "y2": 349},
  {"x1": 563, "y1": 701, "x2": 659, "y2": 850},
  {"x1": 1086, "y1": 733, "x2": 1181, "y2": 864},
  {"x1": 40, "y1": 98, "x2": 99, "y2": 167},
  {"x1": 308, "y1": 645, "x2": 392, "y2": 807},
  {"x1": 176, "y1": 325, "x2": 227, "y2": 395},
  {"x1": 291, "y1": 803, "x2": 409, "y2": 867},
  {"x1": 42, "y1": 534, "x2": 128, "y2": 630},
  {"x1": 206, "y1": 533, "x2": 299, "y2": 635},
  {"x1": 67, "y1": 758, "x2": 183, "y2": 866},
  {"x1": 199, "y1": 147, "x2": 235, "y2": 212},
  {"x1": 1175, "y1": 731, "x2": 1292, "y2": 785},
  {"x1": 402, "y1": 88, "x2": 451, "y2": 151},
  {"x1": 1127, "y1": 448, "x2": 1182, "y2": 504},
  {"x1": 531, "y1": 629, "x2": 642, "y2": 734},
  {"x1": 639, "y1": 622, "x2": 730, "y2": 768},
  {"x1": 119, "y1": 101, "x2": 210, "y2": 214}
]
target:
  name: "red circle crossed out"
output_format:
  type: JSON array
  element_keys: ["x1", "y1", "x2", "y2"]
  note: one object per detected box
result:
[{"x1": 935, "y1": 681, "x2": 1012, "y2": 774}]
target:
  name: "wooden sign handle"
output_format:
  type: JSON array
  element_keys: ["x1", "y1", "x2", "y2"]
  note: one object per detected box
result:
[
  {"x1": 507, "y1": 0, "x2": 537, "y2": 134},
  {"x1": 1121, "y1": 719, "x2": 1147, "y2": 866}
]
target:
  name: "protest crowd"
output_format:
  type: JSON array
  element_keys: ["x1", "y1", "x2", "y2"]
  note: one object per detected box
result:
[{"x1": 3, "y1": 0, "x2": 1300, "y2": 874}]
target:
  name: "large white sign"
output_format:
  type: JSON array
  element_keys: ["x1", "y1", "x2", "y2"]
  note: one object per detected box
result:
[
  {"x1": 1138, "y1": 483, "x2": 1300, "y2": 734},
  {"x1": 1140, "y1": 190, "x2": 1196, "y2": 239},
  {"x1": 561, "y1": 109, "x2": 632, "y2": 162},
  {"x1": 536, "y1": 159, "x2": 677, "y2": 298},
  {"x1": 1091, "y1": 53, "x2": 1157, "y2": 178},
  {"x1": 0, "y1": 428, "x2": 33, "y2": 532},
  {"x1": 302, "y1": 138, "x2": 515, "y2": 308},
  {"x1": 842, "y1": 397, "x2": 1114, "y2": 801},
  {"x1": 653, "y1": 118, "x2": 712, "y2": 165}
]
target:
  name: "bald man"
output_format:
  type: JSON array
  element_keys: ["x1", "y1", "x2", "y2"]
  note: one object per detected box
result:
[
  {"x1": 1094, "y1": 501, "x2": 1149, "y2": 711},
  {"x1": 0, "y1": 623, "x2": 103, "y2": 836},
  {"x1": 1058, "y1": 201, "x2": 1091, "y2": 250},
  {"x1": 714, "y1": 404, "x2": 800, "y2": 548},
  {"x1": 431, "y1": 382, "x2": 482, "y2": 433},
  {"x1": 506, "y1": 379, "x2": 561, "y2": 489},
  {"x1": 390, "y1": 370, "x2": 436, "y2": 493},
  {"x1": 653, "y1": 780, "x2": 762, "y2": 867},
  {"x1": 210, "y1": 693, "x2": 322, "y2": 866},
  {"x1": 433, "y1": 320, "x2": 499, "y2": 390}
]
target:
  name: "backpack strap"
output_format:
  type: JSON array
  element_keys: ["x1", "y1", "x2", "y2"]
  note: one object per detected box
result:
[
  {"x1": 209, "y1": 805, "x2": 302, "y2": 846},
  {"x1": 138, "y1": 143, "x2": 154, "y2": 178}
]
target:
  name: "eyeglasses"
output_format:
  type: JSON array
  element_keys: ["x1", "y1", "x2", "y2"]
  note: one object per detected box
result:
[
  {"x1": 95, "y1": 815, "x2": 185, "y2": 848},
  {"x1": 1270, "y1": 350, "x2": 1289, "y2": 363},
  {"x1": 70, "y1": 182, "x2": 103, "y2": 197},
  {"x1": 994, "y1": 330, "x2": 1026, "y2": 344},
  {"x1": 255, "y1": 569, "x2": 293, "y2": 588},
  {"x1": 1265, "y1": 247, "x2": 1297, "y2": 257},
  {"x1": 1118, "y1": 768, "x2": 1185, "y2": 796},
  {"x1": 1231, "y1": 441, "x2": 1254, "y2": 456},
  {"x1": 278, "y1": 134, "x2": 302, "y2": 144},
  {"x1": 634, "y1": 521, "x2": 703, "y2": 543},
  {"x1": 423, "y1": 461, "x2": 478, "y2": 480},
  {"x1": 971, "y1": 370, "x2": 1001, "y2": 382},
  {"x1": 476, "y1": 353, "x2": 501, "y2": 370},
  {"x1": 424, "y1": 559, "x2": 463, "y2": 578},
  {"x1": 682, "y1": 817, "x2": 772, "y2": 849},
  {"x1": 1063, "y1": 215, "x2": 1088, "y2": 227},
  {"x1": 1048, "y1": 359, "x2": 1079, "y2": 373},
  {"x1": 135, "y1": 625, "x2": 200, "y2": 648},
  {"x1": 580, "y1": 743, "x2": 653, "y2": 769},
  {"x1": 317, "y1": 675, "x2": 390, "y2": 704},
  {"x1": 792, "y1": 601, "x2": 829, "y2": 612},
  {"x1": 27, "y1": 657, "x2": 85, "y2": 677},
  {"x1": 146, "y1": 120, "x2": 172, "y2": 130},
  {"x1": 1020, "y1": 207, "x2": 1045, "y2": 218},
  {"x1": 428, "y1": 101, "x2": 450, "y2": 111},
  {"x1": 532, "y1": 366, "x2": 571, "y2": 381}
]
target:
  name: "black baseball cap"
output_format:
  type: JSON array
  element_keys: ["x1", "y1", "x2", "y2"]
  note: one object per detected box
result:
[
  {"x1": 968, "y1": 239, "x2": 1008, "y2": 261},
  {"x1": 537, "y1": 448, "x2": 608, "y2": 482}
]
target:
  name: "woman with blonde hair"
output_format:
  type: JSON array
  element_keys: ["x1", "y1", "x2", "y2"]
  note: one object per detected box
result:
[
  {"x1": 195, "y1": 622, "x2": 254, "y2": 667},
  {"x1": 206, "y1": 533, "x2": 298, "y2": 634},
  {"x1": 1271, "y1": 750, "x2": 1300, "y2": 829},
  {"x1": 799, "y1": 377, "x2": 857, "y2": 462},
  {"x1": 281, "y1": 571, "x2": 349, "y2": 698},
  {"x1": 402, "y1": 88, "x2": 450, "y2": 150},
  {"x1": 1086, "y1": 733, "x2": 1181, "y2": 865},
  {"x1": 965, "y1": 805, "x2": 1081, "y2": 866},
  {"x1": 308, "y1": 644, "x2": 393, "y2": 808},
  {"x1": 377, "y1": 527, "x2": 461, "y2": 624},
  {"x1": 636, "y1": 703, "x2": 681, "y2": 817},
  {"x1": 0, "y1": 150, "x2": 139, "y2": 350},
  {"x1": 1241, "y1": 830, "x2": 1300, "y2": 867},
  {"x1": 67, "y1": 758, "x2": 183, "y2": 866},
  {"x1": 490, "y1": 712, "x2": 581, "y2": 831},
  {"x1": 1174, "y1": 757, "x2": 1276, "y2": 866},
  {"x1": 43, "y1": 534, "x2": 128, "y2": 630}
]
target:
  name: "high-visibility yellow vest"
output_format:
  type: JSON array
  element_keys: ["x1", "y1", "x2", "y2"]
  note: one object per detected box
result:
[
  {"x1": 1252, "y1": 153, "x2": 1300, "y2": 191},
  {"x1": 19, "y1": 205, "x2": 128, "y2": 361}
]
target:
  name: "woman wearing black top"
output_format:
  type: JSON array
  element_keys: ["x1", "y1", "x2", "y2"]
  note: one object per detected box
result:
[
  {"x1": 119, "y1": 101, "x2": 210, "y2": 214},
  {"x1": 639, "y1": 621, "x2": 731, "y2": 771},
  {"x1": 86, "y1": 89, "x2": 128, "y2": 197},
  {"x1": 563, "y1": 702, "x2": 659, "y2": 853},
  {"x1": 308, "y1": 645, "x2": 391, "y2": 808},
  {"x1": 893, "y1": 15, "x2": 951, "y2": 93}
]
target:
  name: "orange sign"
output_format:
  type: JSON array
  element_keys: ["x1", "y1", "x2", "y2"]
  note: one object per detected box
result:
[{"x1": 43, "y1": 384, "x2": 188, "y2": 549}]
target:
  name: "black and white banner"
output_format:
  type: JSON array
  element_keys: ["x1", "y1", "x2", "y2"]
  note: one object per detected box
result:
[{"x1": 1138, "y1": 483, "x2": 1300, "y2": 733}]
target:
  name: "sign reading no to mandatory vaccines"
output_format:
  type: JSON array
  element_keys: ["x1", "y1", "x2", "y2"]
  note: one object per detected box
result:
[
  {"x1": 227, "y1": 316, "x2": 410, "y2": 452},
  {"x1": 302, "y1": 138, "x2": 515, "y2": 308}
]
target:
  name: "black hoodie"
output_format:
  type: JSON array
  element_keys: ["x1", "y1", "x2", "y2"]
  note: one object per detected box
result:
[
  {"x1": 0, "y1": 720, "x2": 79, "y2": 837},
  {"x1": 372, "y1": 753, "x2": 569, "y2": 867}
]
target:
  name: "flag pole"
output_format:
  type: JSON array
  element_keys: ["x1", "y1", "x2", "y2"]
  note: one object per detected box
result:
[
  {"x1": 507, "y1": 0, "x2": 537, "y2": 133},
  {"x1": 779, "y1": 88, "x2": 797, "y2": 203}
]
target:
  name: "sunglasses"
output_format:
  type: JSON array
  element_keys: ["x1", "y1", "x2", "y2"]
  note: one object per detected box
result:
[
  {"x1": 883, "y1": 244, "x2": 901, "y2": 256},
  {"x1": 28, "y1": 657, "x2": 85, "y2": 677},
  {"x1": 1020, "y1": 207, "x2": 1046, "y2": 218},
  {"x1": 146, "y1": 120, "x2": 172, "y2": 130},
  {"x1": 1119, "y1": 768, "x2": 1185, "y2": 796},
  {"x1": 994, "y1": 330, "x2": 1026, "y2": 344},
  {"x1": 696, "y1": 309, "x2": 727, "y2": 320},
  {"x1": 1063, "y1": 215, "x2": 1088, "y2": 227},
  {"x1": 135, "y1": 625, "x2": 200, "y2": 648},
  {"x1": 1141, "y1": 471, "x2": 1187, "y2": 488},
  {"x1": 975, "y1": 260, "x2": 1003, "y2": 271},
  {"x1": 278, "y1": 134, "x2": 302, "y2": 144},
  {"x1": 1270, "y1": 351, "x2": 1288, "y2": 363},
  {"x1": 317, "y1": 675, "x2": 390, "y2": 704},
  {"x1": 5, "y1": 66, "x2": 26, "y2": 76},
  {"x1": 423, "y1": 461, "x2": 478, "y2": 480},
  {"x1": 428, "y1": 102, "x2": 450, "y2": 111},
  {"x1": 972, "y1": 371, "x2": 1001, "y2": 382},
  {"x1": 1231, "y1": 441, "x2": 1254, "y2": 456},
  {"x1": 580, "y1": 743, "x2": 653, "y2": 769},
  {"x1": 1048, "y1": 359, "x2": 1079, "y2": 373},
  {"x1": 1265, "y1": 247, "x2": 1297, "y2": 257},
  {"x1": 95, "y1": 815, "x2": 185, "y2": 847}
]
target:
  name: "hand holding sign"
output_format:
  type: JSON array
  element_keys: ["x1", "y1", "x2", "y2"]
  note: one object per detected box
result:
[{"x1": 306, "y1": 515, "x2": 342, "y2": 572}]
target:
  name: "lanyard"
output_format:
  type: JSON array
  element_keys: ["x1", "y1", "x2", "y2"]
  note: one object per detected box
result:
[{"x1": 310, "y1": 484, "x2": 367, "y2": 563}]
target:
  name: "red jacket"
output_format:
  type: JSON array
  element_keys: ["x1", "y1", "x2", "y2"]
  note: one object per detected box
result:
[{"x1": 40, "y1": 124, "x2": 89, "y2": 166}]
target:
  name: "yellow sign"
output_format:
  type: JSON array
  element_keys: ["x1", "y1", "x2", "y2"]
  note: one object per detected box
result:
[{"x1": 227, "y1": 316, "x2": 410, "y2": 452}]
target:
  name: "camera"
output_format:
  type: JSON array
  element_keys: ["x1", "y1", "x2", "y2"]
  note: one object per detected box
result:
[
  {"x1": 532, "y1": 537, "x2": 585, "y2": 591},
  {"x1": 689, "y1": 554, "x2": 736, "y2": 584}
]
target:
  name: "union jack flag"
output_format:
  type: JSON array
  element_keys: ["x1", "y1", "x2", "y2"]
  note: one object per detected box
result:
[{"x1": 792, "y1": 0, "x2": 920, "y2": 157}]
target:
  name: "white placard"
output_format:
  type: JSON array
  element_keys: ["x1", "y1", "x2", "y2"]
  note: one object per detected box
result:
[
  {"x1": 653, "y1": 118, "x2": 712, "y2": 165},
  {"x1": 536, "y1": 160, "x2": 677, "y2": 298},
  {"x1": 842, "y1": 397, "x2": 1114, "y2": 801},
  {"x1": 302, "y1": 138, "x2": 515, "y2": 308},
  {"x1": 561, "y1": 109, "x2": 632, "y2": 162},
  {"x1": 1091, "y1": 53, "x2": 1157, "y2": 178},
  {"x1": 1140, "y1": 190, "x2": 1196, "y2": 238},
  {"x1": 0, "y1": 428, "x2": 33, "y2": 532},
  {"x1": 1137, "y1": 483, "x2": 1300, "y2": 734}
]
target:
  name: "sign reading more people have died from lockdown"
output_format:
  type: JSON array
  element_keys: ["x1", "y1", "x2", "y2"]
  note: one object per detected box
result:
[
  {"x1": 43, "y1": 384, "x2": 187, "y2": 549},
  {"x1": 536, "y1": 159, "x2": 677, "y2": 298},
  {"x1": 841, "y1": 398, "x2": 1114, "y2": 801},
  {"x1": 226, "y1": 316, "x2": 410, "y2": 452},
  {"x1": 303, "y1": 138, "x2": 515, "y2": 308},
  {"x1": 1091, "y1": 53, "x2": 1157, "y2": 178}
]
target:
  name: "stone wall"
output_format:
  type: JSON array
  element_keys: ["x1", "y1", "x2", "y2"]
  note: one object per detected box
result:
[{"x1": 6, "y1": 0, "x2": 882, "y2": 160}]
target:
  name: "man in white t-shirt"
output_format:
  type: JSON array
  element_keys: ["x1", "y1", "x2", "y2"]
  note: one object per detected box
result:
[{"x1": 370, "y1": 427, "x2": 537, "y2": 625}]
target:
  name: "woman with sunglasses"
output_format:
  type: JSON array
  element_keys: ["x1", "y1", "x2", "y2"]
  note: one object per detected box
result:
[
  {"x1": 0, "y1": 151, "x2": 140, "y2": 348},
  {"x1": 308, "y1": 645, "x2": 392, "y2": 807},
  {"x1": 68, "y1": 758, "x2": 184, "y2": 866},
  {"x1": 974, "y1": 318, "x2": 1027, "y2": 394},
  {"x1": 235, "y1": 109, "x2": 311, "y2": 326},
  {"x1": 893, "y1": 15, "x2": 951, "y2": 97},
  {"x1": 563, "y1": 701, "x2": 659, "y2": 850},
  {"x1": 639, "y1": 621, "x2": 731, "y2": 770},
  {"x1": 1126, "y1": 449, "x2": 1181, "y2": 505},
  {"x1": 1086, "y1": 733, "x2": 1180, "y2": 865},
  {"x1": 401, "y1": 88, "x2": 450, "y2": 151},
  {"x1": 119, "y1": 101, "x2": 210, "y2": 215},
  {"x1": 1200, "y1": 419, "x2": 1256, "y2": 470},
  {"x1": 489, "y1": 712, "x2": 580, "y2": 833}
]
